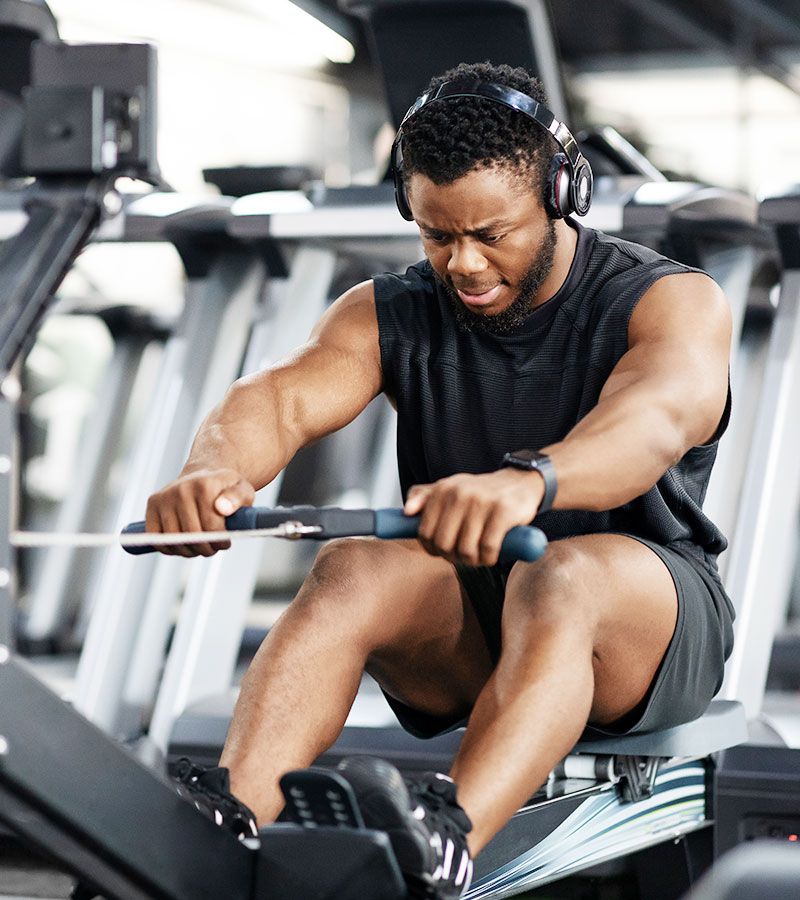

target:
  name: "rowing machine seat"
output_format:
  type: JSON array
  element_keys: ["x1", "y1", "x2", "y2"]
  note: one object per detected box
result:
[{"x1": 576, "y1": 700, "x2": 748, "y2": 758}]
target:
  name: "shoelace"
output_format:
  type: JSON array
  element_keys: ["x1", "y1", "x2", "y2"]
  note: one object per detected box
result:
[
  {"x1": 403, "y1": 776, "x2": 473, "y2": 898},
  {"x1": 173, "y1": 759, "x2": 259, "y2": 840},
  {"x1": 407, "y1": 775, "x2": 472, "y2": 838}
]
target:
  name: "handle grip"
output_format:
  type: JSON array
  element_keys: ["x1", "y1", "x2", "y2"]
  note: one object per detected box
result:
[
  {"x1": 374, "y1": 508, "x2": 547, "y2": 563},
  {"x1": 120, "y1": 507, "x2": 256, "y2": 554},
  {"x1": 121, "y1": 506, "x2": 548, "y2": 563}
]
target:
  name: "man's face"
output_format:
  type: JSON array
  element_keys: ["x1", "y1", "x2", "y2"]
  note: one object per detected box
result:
[{"x1": 407, "y1": 164, "x2": 557, "y2": 333}]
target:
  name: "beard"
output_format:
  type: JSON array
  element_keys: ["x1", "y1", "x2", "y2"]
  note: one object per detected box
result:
[{"x1": 437, "y1": 219, "x2": 558, "y2": 335}]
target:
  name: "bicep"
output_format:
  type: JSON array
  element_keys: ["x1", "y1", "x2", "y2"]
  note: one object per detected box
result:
[
  {"x1": 260, "y1": 280, "x2": 384, "y2": 442},
  {"x1": 599, "y1": 272, "x2": 732, "y2": 448}
]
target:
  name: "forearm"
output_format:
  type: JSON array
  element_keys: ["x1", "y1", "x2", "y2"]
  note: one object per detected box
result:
[
  {"x1": 181, "y1": 335, "x2": 381, "y2": 489},
  {"x1": 181, "y1": 374, "x2": 302, "y2": 490},
  {"x1": 543, "y1": 394, "x2": 688, "y2": 512}
]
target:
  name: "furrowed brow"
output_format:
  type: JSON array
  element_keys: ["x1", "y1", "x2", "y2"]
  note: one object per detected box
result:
[{"x1": 468, "y1": 220, "x2": 513, "y2": 236}]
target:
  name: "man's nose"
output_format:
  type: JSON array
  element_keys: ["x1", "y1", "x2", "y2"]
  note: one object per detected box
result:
[{"x1": 447, "y1": 239, "x2": 489, "y2": 277}]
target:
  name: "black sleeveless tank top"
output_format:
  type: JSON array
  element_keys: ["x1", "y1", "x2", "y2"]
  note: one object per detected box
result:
[{"x1": 373, "y1": 222, "x2": 729, "y2": 564}]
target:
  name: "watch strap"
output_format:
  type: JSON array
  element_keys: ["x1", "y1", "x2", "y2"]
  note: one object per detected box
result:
[{"x1": 501, "y1": 451, "x2": 557, "y2": 514}]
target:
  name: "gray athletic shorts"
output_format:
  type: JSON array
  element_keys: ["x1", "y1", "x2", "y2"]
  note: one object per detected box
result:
[{"x1": 382, "y1": 535, "x2": 735, "y2": 740}]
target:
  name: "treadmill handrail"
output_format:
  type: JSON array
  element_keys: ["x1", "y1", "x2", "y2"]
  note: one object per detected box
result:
[{"x1": 0, "y1": 175, "x2": 110, "y2": 379}]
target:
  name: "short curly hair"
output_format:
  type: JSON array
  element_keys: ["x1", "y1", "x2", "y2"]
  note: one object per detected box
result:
[{"x1": 399, "y1": 61, "x2": 552, "y2": 192}]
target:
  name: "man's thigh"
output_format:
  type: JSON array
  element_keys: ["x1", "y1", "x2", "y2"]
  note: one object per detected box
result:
[{"x1": 503, "y1": 534, "x2": 695, "y2": 728}]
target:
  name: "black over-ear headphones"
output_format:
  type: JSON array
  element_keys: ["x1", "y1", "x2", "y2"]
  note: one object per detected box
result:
[{"x1": 390, "y1": 78, "x2": 593, "y2": 222}]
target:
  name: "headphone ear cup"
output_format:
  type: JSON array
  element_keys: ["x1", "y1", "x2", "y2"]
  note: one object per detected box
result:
[
  {"x1": 571, "y1": 160, "x2": 593, "y2": 217},
  {"x1": 391, "y1": 134, "x2": 414, "y2": 221},
  {"x1": 544, "y1": 152, "x2": 570, "y2": 219}
]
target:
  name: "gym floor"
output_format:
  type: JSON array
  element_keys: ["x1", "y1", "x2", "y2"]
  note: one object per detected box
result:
[{"x1": 0, "y1": 837, "x2": 73, "y2": 899}]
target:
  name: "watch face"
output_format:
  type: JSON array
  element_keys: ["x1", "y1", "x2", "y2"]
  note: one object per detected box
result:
[
  {"x1": 510, "y1": 450, "x2": 545, "y2": 467},
  {"x1": 503, "y1": 450, "x2": 545, "y2": 470}
]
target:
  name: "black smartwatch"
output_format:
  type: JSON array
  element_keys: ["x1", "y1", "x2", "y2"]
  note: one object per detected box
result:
[{"x1": 500, "y1": 450, "x2": 557, "y2": 514}]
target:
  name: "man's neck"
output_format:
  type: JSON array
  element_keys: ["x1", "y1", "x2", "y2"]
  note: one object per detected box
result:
[{"x1": 533, "y1": 218, "x2": 578, "y2": 309}]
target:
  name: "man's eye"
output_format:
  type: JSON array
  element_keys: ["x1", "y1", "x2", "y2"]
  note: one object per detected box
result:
[
  {"x1": 425, "y1": 232, "x2": 448, "y2": 243},
  {"x1": 482, "y1": 233, "x2": 505, "y2": 244}
]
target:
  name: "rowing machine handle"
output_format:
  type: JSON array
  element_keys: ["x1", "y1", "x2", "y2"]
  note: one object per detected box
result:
[
  {"x1": 120, "y1": 508, "x2": 255, "y2": 554},
  {"x1": 373, "y1": 508, "x2": 547, "y2": 562},
  {"x1": 121, "y1": 506, "x2": 547, "y2": 562}
]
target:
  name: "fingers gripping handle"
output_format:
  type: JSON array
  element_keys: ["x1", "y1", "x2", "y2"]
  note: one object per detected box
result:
[
  {"x1": 120, "y1": 508, "x2": 256, "y2": 554},
  {"x1": 373, "y1": 508, "x2": 547, "y2": 562}
]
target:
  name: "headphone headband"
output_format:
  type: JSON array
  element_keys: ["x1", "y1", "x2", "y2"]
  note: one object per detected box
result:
[{"x1": 392, "y1": 78, "x2": 593, "y2": 220}]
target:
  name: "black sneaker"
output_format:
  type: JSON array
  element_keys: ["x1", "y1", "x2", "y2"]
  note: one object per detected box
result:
[
  {"x1": 337, "y1": 756, "x2": 473, "y2": 900},
  {"x1": 172, "y1": 757, "x2": 259, "y2": 845}
]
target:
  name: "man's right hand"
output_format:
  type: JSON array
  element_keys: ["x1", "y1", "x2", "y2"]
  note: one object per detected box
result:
[{"x1": 144, "y1": 468, "x2": 256, "y2": 557}]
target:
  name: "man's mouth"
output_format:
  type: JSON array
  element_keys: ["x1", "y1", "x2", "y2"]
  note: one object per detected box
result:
[{"x1": 455, "y1": 284, "x2": 503, "y2": 308}]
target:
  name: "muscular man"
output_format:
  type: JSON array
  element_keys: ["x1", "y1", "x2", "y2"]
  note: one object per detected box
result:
[{"x1": 149, "y1": 62, "x2": 734, "y2": 899}]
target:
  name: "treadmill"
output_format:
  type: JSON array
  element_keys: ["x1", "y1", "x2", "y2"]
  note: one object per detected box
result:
[{"x1": 672, "y1": 184, "x2": 800, "y2": 900}]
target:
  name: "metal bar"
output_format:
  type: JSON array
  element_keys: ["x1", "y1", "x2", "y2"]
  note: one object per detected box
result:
[
  {"x1": 613, "y1": 0, "x2": 739, "y2": 53},
  {"x1": 614, "y1": 0, "x2": 800, "y2": 97},
  {"x1": 522, "y1": 0, "x2": 569, "y2": 121},
  {"x1": 0, "y1": 380, "x2": 17, "y2": 649},
  {"x1": 723, "y1": 0, "x2": 800, "y2": 43},
  {"x1": 21, "y1": 335, "x2": 149, "y2": 643},
  {"x1": 0, "y1": 179, "x2": 108, "y2": 379},
  {"x1": 118, "y1": 253, "x2": 268, "y2": 738},
  {"x1": 694, "y1": 243, "x2": 759, "y2": 563},
  {"x1": 10, "y1": 522, "x2": 318, "y2": 548},
  {"x1": 721, "y1": 269, "x2": 800, "y2": 715}
]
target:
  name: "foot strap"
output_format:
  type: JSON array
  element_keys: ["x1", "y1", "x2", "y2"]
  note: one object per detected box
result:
[
  {"x1": 280, "y1": 768, "x2": 365, "y2": 829},
  {"x1": 251, "y1": 768, "x2": 405, "y2": 900}
]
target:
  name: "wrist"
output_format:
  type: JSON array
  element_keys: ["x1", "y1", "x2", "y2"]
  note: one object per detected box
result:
[{"x1": 500, "y1": 450, "x2": 557, "y2": 514}]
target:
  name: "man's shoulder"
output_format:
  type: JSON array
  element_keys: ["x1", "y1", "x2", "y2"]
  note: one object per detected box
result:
[
  {"x1": 563, "y1": 226, "x2": 706, "y2": 334},
  {"x1": 373, "y1": 259, "x2": 436, "y2": 301},
  {"x1": 589, "y1": 228, "x2": 688, "y2": 271},
  {"x1": 372, "y1": 260, "x2": 442, "y2": 348}
]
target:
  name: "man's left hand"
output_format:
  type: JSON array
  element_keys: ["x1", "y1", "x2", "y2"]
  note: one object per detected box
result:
[{"x1": 404, "y1": 469, "x2": 544, "y2": 566}]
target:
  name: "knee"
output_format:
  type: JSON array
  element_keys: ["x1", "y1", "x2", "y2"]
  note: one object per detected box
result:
[
  {"x1": 306, "y1": 537, "x2": 376, "y2": 591},
  {"x1": 504, "y1": 540, "x2": 599, "y2": 631},
  {"x1": 292, "y1": 537, "x2": 393, "y2": 628}
]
